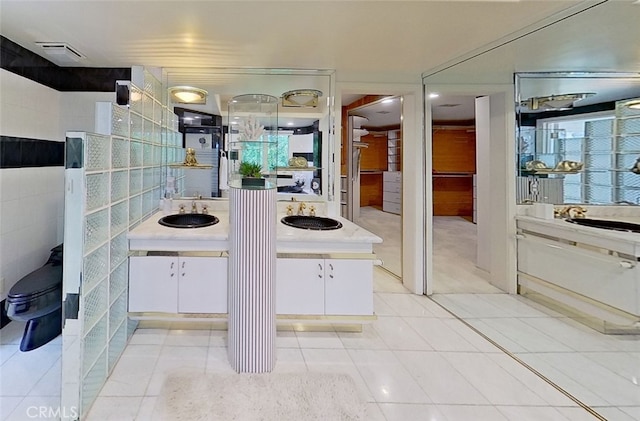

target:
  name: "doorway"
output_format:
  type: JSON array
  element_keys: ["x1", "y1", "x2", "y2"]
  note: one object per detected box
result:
[
  {"x1": 342, "y1": 95, "x2": 403, "y2": 279},
  {"x1": 429, "y1": 94, "x2": 497, "y2": 293}
]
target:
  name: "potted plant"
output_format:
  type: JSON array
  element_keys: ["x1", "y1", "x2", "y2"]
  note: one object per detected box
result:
[{"x1": 239, "y1": 160, "x2": 265, "y2": 188}]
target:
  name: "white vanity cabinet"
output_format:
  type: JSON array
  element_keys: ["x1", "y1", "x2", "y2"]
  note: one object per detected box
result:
[
  {"x1": 324, "y1": 258, "x2": 373, "y2": 315},
  {"x1": 517, "y1": 233, "x2": 639, "y2": 315},
  {"x1": 276, "y1": 258, "x2": 324, "y2": 315},
  {"x1": 129, "y1": 256, "x2": 177, "y2": 313},
  {"x1": 276, "y1": 257, "x2": 373, "y2": 315},
  {"x1": 129, "y1": 254, "x2": 227, "y2": 314}
]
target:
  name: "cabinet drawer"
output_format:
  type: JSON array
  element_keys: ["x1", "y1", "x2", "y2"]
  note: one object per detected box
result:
[
  {"x1": 383, "y1": 181, "x2": 401, "y2": 194},
  {"x1": 383, "y1": 191, "x2": 401, "y2": 204},
  {"x1": 517, "y1": 234, "x2": 638, "y2": 314},
  {"x1": 383, "y1": 200, "x2": 401, "y2": 214},
  {"x1": 383, "y1": 171, "x2": 402, "y2": 183}
]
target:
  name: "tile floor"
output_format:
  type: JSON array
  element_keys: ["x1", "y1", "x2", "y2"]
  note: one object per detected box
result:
[
  {"x1": 84, "y1": 268, "x2": 602, "y2": 420},
  {"x1": 0, "y1": 321, "x2": 62, "y2": 421},
  {"x1": 2, "y1": 210, "x2": 638, "y2": 420}
]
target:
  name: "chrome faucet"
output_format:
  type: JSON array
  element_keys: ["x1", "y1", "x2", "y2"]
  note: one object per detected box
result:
[
  {"x1": 191, "y1": 201, "x2": 198, "y2": 214},
  {"x1": 297, "y1": 202, "x2": 306, "y2": 216}
]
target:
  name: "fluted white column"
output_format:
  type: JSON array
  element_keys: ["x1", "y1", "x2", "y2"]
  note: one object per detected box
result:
[{"x1": 228, "y1": 188, "x2": 277, "y2": 372}]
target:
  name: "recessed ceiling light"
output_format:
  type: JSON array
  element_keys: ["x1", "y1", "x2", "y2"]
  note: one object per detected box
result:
[
  {"x1": 429, "y1": 93, "x2": 440, "y2": 99},
  {"x1": 287, "y1": 122, "x2": 294, "y2": 126}
]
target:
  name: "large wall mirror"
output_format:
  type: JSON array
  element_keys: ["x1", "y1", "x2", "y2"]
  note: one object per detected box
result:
[
  {"x1": 516, "y1": 72, "x2": 640, "y2": 205},
  {"x1": 162, "y1": 69, "x2": 335, "y2": 202},
  {"x1": 422, "y1": 1, "x2": 640, "y2": 417}
]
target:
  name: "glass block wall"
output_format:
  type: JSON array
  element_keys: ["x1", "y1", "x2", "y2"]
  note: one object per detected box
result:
[
  {"x1": 615, "y1": 98, "x2": 640, "y2": 203},
  {"x1": 63, "y1": 69, "x2": 180, "y2": 418}
]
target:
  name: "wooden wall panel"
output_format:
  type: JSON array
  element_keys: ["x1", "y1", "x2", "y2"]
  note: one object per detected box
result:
[
  {"x1": 433, "y1": 177, "x2": 473, "y2": 216},
  {"x1": 360, "y1": 133, "x2": 388, "y2": 171},
  {"x1": 432, "y1": 128, "x2": 476, "y2": 173},
  {"x1": 360, "y1": 173, "x2": 383, "y2": 207},
  {"x1": 432, "y1": 127, "x2": 475, "y2": 216}
]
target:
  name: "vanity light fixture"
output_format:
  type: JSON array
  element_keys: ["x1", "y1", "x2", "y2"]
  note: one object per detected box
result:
[
  {"x1": 521, "y1": 92, "x2": 595, "y2": 111},
  {"x1": 169, "y1": 86, "x2": 208, "y2": 104},
  {"x1": 282, "y1": 89, "x2": 323, "y2": 107}
]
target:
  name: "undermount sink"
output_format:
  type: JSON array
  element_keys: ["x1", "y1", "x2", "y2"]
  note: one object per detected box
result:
[
  {"x1": 158, "y1": 213, "x2": 219, "y2": 228},
  {"x1": 281, "y1": 215, "x2": 343, "y2": 231},
  {"x1": 565, "y1": 218, "x2": 640, "y2": 233}
]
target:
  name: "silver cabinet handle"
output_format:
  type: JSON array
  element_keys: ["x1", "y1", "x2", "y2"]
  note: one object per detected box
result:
[
  {"x1": 317, "y1": 263, "x2": 323, "y2": 278},
  {"x1": 329, "y1": 263, "x2": 334, "y2": 279}
]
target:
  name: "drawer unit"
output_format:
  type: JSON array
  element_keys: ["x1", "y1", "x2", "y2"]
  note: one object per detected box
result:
[
  {"x1": 382, "y1": 200, "x2": 401, "y2": 214},
  {"x1": 383, "y1": 171, "x2": 402, "y2": 183},
  {"x1": 382, "y1": 171, "x2": 402, "y2": 214}
]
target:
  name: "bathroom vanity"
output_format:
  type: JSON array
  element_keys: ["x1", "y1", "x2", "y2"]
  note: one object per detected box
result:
[
  {"x1": 516, "y1": 208, "x2": 640, "y2": 333},
  {"x1": 127, "y1": 204, "x2": 382, "y2": 325}
]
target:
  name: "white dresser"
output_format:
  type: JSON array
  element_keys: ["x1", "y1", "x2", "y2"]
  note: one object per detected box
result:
[{"x1": 382, "y1": 171, "x2": 402, "y2": 214}]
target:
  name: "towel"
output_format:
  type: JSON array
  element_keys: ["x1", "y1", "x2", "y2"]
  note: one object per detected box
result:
[{"x1": 219, "y1": 155, "x2": 229, "y2": 190}]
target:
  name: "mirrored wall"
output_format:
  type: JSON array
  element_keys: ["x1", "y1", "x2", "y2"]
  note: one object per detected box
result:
[
  {"x1": 516, "y1": 72, "x2": 640, "y2": 205},
  {"x1": 162, "y1": 69, "x2": 335, "y2": 203}
]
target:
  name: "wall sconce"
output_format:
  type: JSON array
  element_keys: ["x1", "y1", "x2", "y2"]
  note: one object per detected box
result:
[
  {"x1": 521, "y1": 92, "x2": 595, "y2": 111},
  {"x1": 282, "y1": 89, "x2": 323, "y2": 107},
  {"x1": 169, "y1": 86, "x2": 208, "y2": 104}
]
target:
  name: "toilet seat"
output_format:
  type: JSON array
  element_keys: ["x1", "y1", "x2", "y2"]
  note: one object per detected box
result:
[
  {"x1": 8, "y1": 264, "x2": 62, "y2": 301},
  {"x1": 6, "y1": 264, "x2": 62, "y2": 320},
  {"x1": 5, "y1": 244, "x2": 63, "y2": 351}
]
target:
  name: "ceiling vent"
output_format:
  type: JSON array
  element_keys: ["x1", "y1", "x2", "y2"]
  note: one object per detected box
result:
[{"x1": 35, "y1": 42, "x2": 85, "y2": 64}]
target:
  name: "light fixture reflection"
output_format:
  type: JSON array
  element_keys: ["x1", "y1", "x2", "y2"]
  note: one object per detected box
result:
[
  {"x1": 169, "y1": 86, "x2": 208, "y2": 104},
  {"x1": 282, "y1": 89, "x2": 323, "y2": 107},
  {"x1": 626, "y1": 100, "x2": 640, "y2": 110},
  {"x1": 521, "y1": 92, "x2": 595, "y2": 111}
]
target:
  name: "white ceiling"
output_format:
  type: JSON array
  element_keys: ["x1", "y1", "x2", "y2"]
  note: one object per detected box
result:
[{"x1": 1, "y1": 1, "x2": 639, "y2": 125}]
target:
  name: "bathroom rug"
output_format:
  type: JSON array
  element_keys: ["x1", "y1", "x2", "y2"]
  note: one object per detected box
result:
[{"x1": 153, "y1": 371, "x2": 367, "y2": 420}]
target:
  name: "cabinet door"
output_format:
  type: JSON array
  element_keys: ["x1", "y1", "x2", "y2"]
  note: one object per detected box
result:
[
  {"x1": 276, "y1": 258, "x2": 324, "y2": 315},
  {"x1": 129, "y1": 256, "x2": 178, "y2": 313},
  {"x1": 178, "y1": 256, "x2": 228, "y2": 314},
  {"x1": 324, "y1": 259, "x2": 373, "y2": 315}
]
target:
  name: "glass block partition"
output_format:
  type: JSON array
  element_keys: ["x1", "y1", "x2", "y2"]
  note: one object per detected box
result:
[{"x1": 62, "y1": 69, "x2": 179, "y2": 419}]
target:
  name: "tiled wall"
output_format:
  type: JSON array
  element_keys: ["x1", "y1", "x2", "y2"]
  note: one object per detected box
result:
[{"x1": 0, "y1": 69, "x2": 114, "y2": 301}]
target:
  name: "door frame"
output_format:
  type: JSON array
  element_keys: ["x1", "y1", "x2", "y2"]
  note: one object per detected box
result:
[
  {"x1": 335, "y1": 82, "x2": 424, "y2": 295},
  {"x1": 423, "y1": 83, "x2": 517, "y2": 295}
]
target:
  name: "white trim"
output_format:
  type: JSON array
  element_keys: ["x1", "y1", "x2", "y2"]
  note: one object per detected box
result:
[
  {"x1": 423, "y1": 83, "x2": 517, "y2": 295},
  {"x1": 335, "y1": 82, "x2": 424, "y2": 295}
]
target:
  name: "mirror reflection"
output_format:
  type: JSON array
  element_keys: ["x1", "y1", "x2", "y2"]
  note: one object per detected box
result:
[
  {"x1": 515, "y1": 72, "x2": 640, "y2": 205},
  {"x1": 163, "y1": 69, "x2": 334, "y2": 202}
]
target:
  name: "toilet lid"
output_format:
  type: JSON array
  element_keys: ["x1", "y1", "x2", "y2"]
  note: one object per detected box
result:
[{"x1": 8, "y1": 264, "x2": 62, "y2": 300}]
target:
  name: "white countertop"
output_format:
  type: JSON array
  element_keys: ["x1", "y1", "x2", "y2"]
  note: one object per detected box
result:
[
  {"x1": 516, "y1": 214, "x2": 640, "y2": 256},
  {"x1": 128, "y1": 211, "x2": 382, "y2": 253}
]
